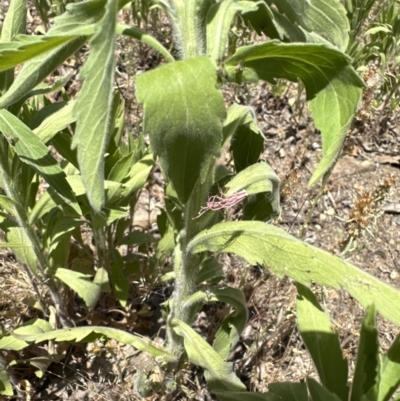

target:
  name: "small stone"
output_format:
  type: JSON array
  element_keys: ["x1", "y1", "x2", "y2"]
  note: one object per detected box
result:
[
  {"x1": 326, "y1": 207, "x2": 335, "y2": 216},
  {"x1": 279, "y1": 148, "x2": 286, "y2": 158},
  {"x1": 390, "y1": 271, "x2": 398, "y2": 280}
]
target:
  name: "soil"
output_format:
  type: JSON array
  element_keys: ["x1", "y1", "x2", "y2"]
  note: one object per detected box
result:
[{"x1": 1, "y1": 3, "x2": 400, "y2": 400}]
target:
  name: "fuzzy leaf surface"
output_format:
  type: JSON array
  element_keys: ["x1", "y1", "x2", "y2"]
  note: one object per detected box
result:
[
  {"x1": 188, "y1": 221, "x2": 400, "y2": 327},
  {"x1": 71, "y1": 0, "x2": 118, "y2": 212},
  {"x1": 136, "y1": 56, "x2": 226, "y2": 204},
  {"x1": 297, "y1": 283, "x2": 348, "y2": 401},
  {"x1": 225, "y1": 41, "x2": 350, "y2": 99},
  {"x1": 379, "y1": 333, "x2": 400, "y2": 401},
  {"x1": 13, "y1": 326, "x2": 173, "y2": 359},
  {"x1": 350, "y1": 305, "x2": 380, "y2": 401},
  {"x1": 171, "y1": 318, "x2": 245, "y2": 391}
]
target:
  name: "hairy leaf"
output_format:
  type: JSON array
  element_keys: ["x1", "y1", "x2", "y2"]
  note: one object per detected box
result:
[
  {"x1": 225, "y1": 41, "x2": 351, "y2": 99},
  {"x1": 171, "y1": 318, "x2": 245, "y2": 391},
  {"x1": 71, "y1": 0, "x2": 118, "y2": 212},
  {"x1": 14, "y1": 325, "x2": 173, "y2": 359},
  {"x1": 379, "y1": 334, "x2": 400, "y2": 401},
  {"x1": 188, "y1": 221, "x2": 400, "y2": 327},
  {"x1": 53, "y1": 268, "x2": 101, "y2": 309},
  {"x1": 297, "y1": 284, "x2": 348, "y2": 401},
  {"x1": 350, "y1": 305, "x2": 380, "y2": 401},
  {"x1": 136, "y1": 56, "x2": 226, "y2": 203}
]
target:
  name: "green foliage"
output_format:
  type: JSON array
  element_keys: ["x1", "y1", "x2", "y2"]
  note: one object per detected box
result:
[{"x1": 0, "y1": 0, "x2": 400, "y2": 399}]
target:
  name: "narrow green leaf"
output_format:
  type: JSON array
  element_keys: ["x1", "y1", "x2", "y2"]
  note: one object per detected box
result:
[
  {"x1": 0, "y1": 334, "x2": 28, "y2": 351},
  {"x1": 53, "y1": 268, "x2": 101, "y2": 309},
  {"x1": 117, "y1": 231, "x2": 154, "y2": 246},
  {"x1": 206, "y1": 0, "x2": 259, "y2": 63},
  {"x1": 0, "y1": 37, "x2": 86, "y2": 109},
  {"x1": 212, "y1": 390, "x2": 281, "y2": 401},
  {"x1": 308, "y1": 378, "x2": 343, "y2": 401},
  {"x1": 187, "y1": 221, "x2": 400, "y2": 327},
  {"x1": 269, "y1": 382, "x2": 308, "y2": 401},
  {"x1": 111, "y1": 250, "x2": 129, "y2": 308},
  {"x1": 0, "y1": 369, "x2": 12, "y2": 396},
  {"x1": 136, "y1": 56, "x2": 226, "y2": 204},
  {"x1": 308, "y1": 67, "x2": 363, "y2": 186},
  {"x1": 116, "y1": 24, "x2": 174, "y2": 62},
  {"x1": 6, "y1": 227, "x2": 37, "y2": 275},
  {"x1": 33, "y1": 101, "x2": 76, "y2": 144},
  {"x1": 107, "y1": 151, "x2": 135, "y2": 182},
  {"x1": 0, "y1": 110, "x2": 78, "y2": 207},
  {"x1": 72, "y1": 0, "x2": 118, "y2": 212},
  {"x1": 197, "y1": 257, "x2": 224, "y2": 284},
  {"x1": 379, "y1": 334, "x2": 400, "y2": 401},
  {"x1": 225, "y1": 41, "x2": 351, "y2": 99},
  {"x1": 0, "y1": 195, "x2": 17, "y2": 215},
  {"x1": 0, "y1": 35, "x2": 78, "y2": 73},
  {"x1": 171, "y1": 318, "x2": 246, "y2": 391},
  {"x1": 13, "y1": 326, "x2": 173, "y2": 360},
  {"x1": 350, "y1": 305, "x2": 380, "y2": 401},
  {"x1": 296, "y1": 283, "x2": 348, "y2": 401}
]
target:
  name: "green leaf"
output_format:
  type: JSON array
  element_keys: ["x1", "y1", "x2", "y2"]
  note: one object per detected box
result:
[
  {"x1": 0, "y1": 110, "x2": 78, "y2": 208},
  {"x1": 296, "y1": 283, "x2": 348, "y2": 401},
  {"x1": 0, "y1": 334, "x2": 28, "y2": 351},
  {"x1": 107, "y1": 151, "x2": 134, "y2": 182},
  {"x1": 33, "y1": 101, "x2": 76, "y2": 144},
  {"x1": 206, "y1": 0, "x2": 259, "y2": 63},
  {"x1": 111, "y1": 250, "x2": 129, "y2": 308},
  {"x1": 116, "y1": 24, "x2": 174, "y2": 62},
  {"x1": 53, "y1": 268, "x2": 101, "y2": 309},
  {"x1": 212, "y1": 390, "x2": 281, "y2": 401},
  {"x1": 225, "y1": 41, "x2": 351, "y2": 99},
  {"x1": 13, "y1": 325, "x2": 173, "y2": 360},
  {"x1": 187, "y1": 221, "x2": 400, "y2": 327},
  {"x1": 307, "y1": 378, "x2": 343, "y2": 401},
  {"x1": 0, "y1": 369, "x2": 12, "y2": 396},
  {"x1": 117, "y1": 231, "x2": 154, "y2": 246},
  {"x1": 0, "y1": 37, "x2": 86, "y2": 109},
  {"x1": 350, "y1": 305, "x2": 380, "y2": 401},
  {"x1": 379, "y1": 334, "x2": 400, "y2": 401},
  {"x1": 171, "y1": 318, "x2": 245, "y2": 391},
  {"x1": 0, "y1": 35, "x2": 79, "y2": 73},
  {"x1": 273, "y1": 0, "x2": 350, "y2": 51},
  {"x1": 308, "y1": 67, "x2": 363, "y2": 186},
  {"x1": 0, "y1": 195, "x2": 17, "y2": 215},
  {"x1": 6, "y1": 227, "x2": 37, "y2": 275},
  {"x1": 71, "y1": 0, "x2": 118, "y2": 212},
  {"x1": 225, "y1": 162, "x2": 280, "y2": 209},
  {"x1": 136, "y1": 56, "x2": 226, "y2": 204},
  {"x1": 197, "y1": 257, "x2": 224, "y2": 284},
  {"x1": 269, "y1": 382, "x2": 308, "y2": 401}
]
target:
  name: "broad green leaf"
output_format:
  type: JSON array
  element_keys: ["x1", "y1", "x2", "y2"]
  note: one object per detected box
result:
[
  {"x1": 307, "y1": 378, "x2": 343, "y2": 401},
  {"x1": 117, "y1": 231, "x2": 154, "y2": 246},
  {"x1": 206, "y1": 0, "x2": 259, "y2": 63},
  {"x1": 225, "y1": 162, "x2": 280, "y2": 208},
  {"x1": 212, "y1": 390, "x2": 281, "y2": 401},
  {"x1": 93, "y1": 267, "x2": 111, "y2": 292},
  {"x1": 53, "y1": 268, "x2": 101, "y2": 309},
  {"x1": 197, "y1": 257, "x2": 224, "y2": 284},
  {"x1": 13, "y1": 325, "x2": 173, "y2": 360},
  {"x1": 269, "y1": 382, "x2": 308, "y2": 401},
  {"x1": 71, "y1": 0, "x2": 118, "y2": 212},
  {"x1": 225, "y1": 41, "x2": 351, "y2": 99},
  {"x1": 296, "y1": 283, "x2": 348, "y2": 401},
  {"x1": 308, "y1": 67, "x2": 363, "y2": 186},
  {"x1": 350, "y1": 305, "x2": 380, "y2": 401},
  {"x1": 379, "y1": 334, "x2": 400, "y2": 401},
  {"x1": 0, "y1": 110, "x2": 78, "y2": 207},
  {"x1": 107, "y1": 151, "x2": 135, "y2": 182},
  {"x1": 111, "y1": 250, "x2": 129, "y2": 307},
  {"x1": 33, "y1": 101, "x2": 76, "y2": 144},
  {"x1": 13, "y1": 318, "x2": 53, "y2": 336},
  {"x1": 0, "y1": 35, "x2": 80, "y2": 73},
  {"x1": 187, "y1": 221, "x2": 400, "y2": 327},
  {"x1": 0, "y1": 36, "x2": 85, "y2": 109},
  {"x1": 0, "y1": 369, "x2": 12, "y2": 396},
  {"x1": 0, "y1": 334, "x2": 28, "y2": 351},
  {"x1": 116, "y1": 24, "x2": 174, "y2": 62},
  {"x1": 273, "y1": 0, "x2": 350, "y2": 51},
  {"x1": 6, "y1": 227, "x2": 37, "y2": 275},
  {"x1": 171, "y1": 318, "x2": 245, "y2": 391},
  {"x1": 136, "y1": 56, "x2": 226, "y2": 204}
]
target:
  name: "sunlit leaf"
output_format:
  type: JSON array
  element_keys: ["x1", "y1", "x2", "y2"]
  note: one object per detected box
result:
[
  {"x1": 379, "y1": 333, "x2": 400, "y2": 401},
  {"x1": 188, "y1": 221, "x2": 400, "y2": 327},
  {"x1": 136, "y1": 56, "x2": 226, "y2": 203},
  {"x1": 0, "y1": 369, "x2": 12, "y2": 396}
]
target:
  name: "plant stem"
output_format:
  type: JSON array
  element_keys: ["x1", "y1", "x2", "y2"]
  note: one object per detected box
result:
[{"x1": 0, "y1": 138, "x2": 71, "y2": 327}]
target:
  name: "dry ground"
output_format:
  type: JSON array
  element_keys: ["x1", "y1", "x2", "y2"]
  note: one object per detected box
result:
[{"x1": 1, "y1": 3, "x2": 400, "y2": 400}]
